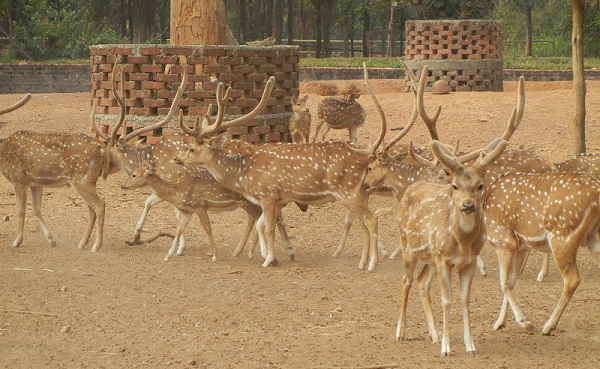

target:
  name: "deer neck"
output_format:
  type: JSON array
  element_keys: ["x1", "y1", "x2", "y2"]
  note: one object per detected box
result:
[
  {"x1": 110, "y1": 142, "x2": 153, "y2": 175},
  {"x1": 201, "y1": 146, "x2": 249, "y2": 193}
]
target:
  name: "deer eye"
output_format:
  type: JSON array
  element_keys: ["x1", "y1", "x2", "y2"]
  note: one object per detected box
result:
[
  {"x1": 478, "y1": 184, "x2": 484, "y2": 191},
  {"x1": 188, "y1": 147, "x2": 196, "y2": 154},
  {"x1": 452, "y1": 184, "x2": 458, "y2": 190}
]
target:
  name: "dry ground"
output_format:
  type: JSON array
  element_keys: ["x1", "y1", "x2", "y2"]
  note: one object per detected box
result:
[{"x1": 1, "y1": 79, "x2": 600, "y2": 369}]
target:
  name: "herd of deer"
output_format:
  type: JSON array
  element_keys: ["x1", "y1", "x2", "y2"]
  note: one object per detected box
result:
[{"x1": 1, "y1": 58, "x2": 599, "y2": 357}]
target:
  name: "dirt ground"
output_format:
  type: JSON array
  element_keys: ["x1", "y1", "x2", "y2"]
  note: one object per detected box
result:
[{"x1": 1, "y1": 78, "x2": 600, "y2": 369}]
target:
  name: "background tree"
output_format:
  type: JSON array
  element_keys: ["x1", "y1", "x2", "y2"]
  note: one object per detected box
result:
[
  {"x1": 171, "y1": 0, "x2": 238, "y2": 45},
  {"x1": 571, "y1": 0, "x2": 586, "y2": 154}
]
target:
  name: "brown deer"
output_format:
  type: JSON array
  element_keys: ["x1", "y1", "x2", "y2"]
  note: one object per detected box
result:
[
  {"x1": 556, "y1": 153, "x2": 600, "y2": 178},
  {"x1": 0, "y1": 93, "x2": 113, "y2": 251},
  {"x1": 312, "y1": 92, "x2": 366, "y2": 143},
  {"x1": 483, "y1": 171, "x2": 600, "y2": 335},
  {"x1": 93, "y1": 61, "x2": 294, "y2": 261},
  {"x1": 176, "y1": 67, "x2": 391, "y2": 271},
  {"x1": 289, "y1": 95, "x2": 311, "y2": 143},
  {"x1": 395, "y1": 136, "x2": 508, "y2": 357},
  {"x1": 120, "y1": 149, "x2": 294, "y2": 262},
  {"x1": 386, "y1": 68, "x2": 556, "y2": 280}
]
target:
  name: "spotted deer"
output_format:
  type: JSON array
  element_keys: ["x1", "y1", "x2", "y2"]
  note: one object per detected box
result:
[
  {"x1": 289, "y1": 95, "x2": 311, "y2": 143},
  {"x1": 388, "y1": 68, "x2": 556, "y2": 280},
  {"x1": 312, "y1": 91, "x2": 366, "y2": 143},
  {"x1": 483, "y1": 171, "x2": 600, "y2": 335},
  {"x1": 93, "y1": 61, "x2": 294, "y2": 261},
  {"x1": 0, "y1": 93, "x2": 114, "y2": 251},
  {"x1": 177, "y1": 67, "x2": 387, "y2": 271},
  {"x1": 395, "y1": 135, "x2": 508, "y2": 357}
]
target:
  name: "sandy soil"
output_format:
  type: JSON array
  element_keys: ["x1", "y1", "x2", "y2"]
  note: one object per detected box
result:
[{"x1": 1, "y1": 79, "x2": 600, "y2": 369}]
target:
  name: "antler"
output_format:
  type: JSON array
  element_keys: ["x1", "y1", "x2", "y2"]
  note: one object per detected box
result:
[
  {"x1": 417, "y1": 66, "x2": 441, "y2": 141},
  {"x1": 0, "y1": 93, "x2": 31, "y2": 115},
  {"x1": 381, "y1": 61, "x2": 419, "y2": 152},
  {"x1": 92, "y1": 58, "x2": 188, "y2": 143},
  {"x1": 500, "y1": 76, "x2": 525, "y2": 141},
  {"x1": 362, "y1": 63, "x2": 386, "y2": 156},
  {"x1": 180, "y1": 76, "x2": 275, "y2": 141}
]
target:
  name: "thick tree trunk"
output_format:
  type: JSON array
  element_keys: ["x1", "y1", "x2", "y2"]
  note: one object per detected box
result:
[
  {"x1": 170, "y1": 0, "x2": 238, "y2": 45},
  {"x1": 272, "y1": 0, "x2": 283, "y2": 44},
  {"x1": 571, "y1": 0, "x2": 586, "y2": 154}
]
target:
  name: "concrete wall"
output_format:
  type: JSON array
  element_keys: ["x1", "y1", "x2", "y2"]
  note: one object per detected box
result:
[{"x1": 0, "y1": 64, "x2": 90, "y2": 93}]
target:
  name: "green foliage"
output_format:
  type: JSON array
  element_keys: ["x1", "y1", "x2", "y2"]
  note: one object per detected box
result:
[
  {"x1": 400, "y1": 0, "x2": 497, "y2": 19},
  {"x1": 6, "y1": 0, "x2": 120, "y2": 60}
]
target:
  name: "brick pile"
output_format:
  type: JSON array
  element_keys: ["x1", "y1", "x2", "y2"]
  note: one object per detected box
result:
[
  {"x1": 90, "y1": 44, "x2": 300, "y2": 144},
  {"x1": 404, "y1": 20, "x2": 504, "y2": 92}
]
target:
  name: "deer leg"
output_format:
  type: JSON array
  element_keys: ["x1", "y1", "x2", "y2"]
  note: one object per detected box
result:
[
  {"x1": 164, "y1": 211, "x2": 192, "y2": 262},
  {"x1": 436, "y1": 262, "x2": 454, "y2": 357},
  {"x1": 312, "y1": 119, "x2": 324, "y2": 142},
  {"x1": 260, "y1": 202, "x2": 279, "y2": 267},
  {"x1": 542, "y1": 238, "x2": 580, "y2": 335},
  {"x1": 536, "y1": 253, "x2": 550, "y2": 282},
  {"x1": 320, "y1": 125, "x2": 331, "y2": 142},
  {"x1": 275, "y1": 209, "x2": 295, "y2": 260},
  {"x1": 29, "y1": 186, "x2": 56, "y2": 247},
  {"x1": 232, "y1": 213, "x2": 256, "y2": 257},
  {"x1": 417, "y1": 264, "x2": 439, "y2": 343},
  {"x1": 476, "y1": 255, "x2": 487, "y2": 277},
  {"x1": 458, "y1": 262, "x2": 477, "y2": 356},
  {"x1": 73, "y1": 183, "x2": 105, "y2": 252},
  {"x1": 497, "y1": 248, "x2": 534, "y2": 332},
  {"x1": 11, "y1": 184, "x2": 29, "y2": 248},
  {"x1": 396, "y1": 254, "x2": 416, "y2": 341},
  {"x1": 193, "y1": 209, "x2": 217, "y2": 261},
  {"x1": 132, "y1": 193, "x2": 163, "y2": 244},
  {"x1": 348, "y1": 126, "x2": 358, "y2": 144},
  {"x1": 333, "y1": 210, "x2": 355, "y2": 258}
]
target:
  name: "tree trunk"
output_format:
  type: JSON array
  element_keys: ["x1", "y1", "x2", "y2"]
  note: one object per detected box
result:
[
  {"x1": 313, "y1": 1, "x2": 322, "y2": 58},
  {"x1": 571, "y1": 0, "x2": 586, "y2": 154},
  {"x1": 286, "y1": 0, "x2": 293, "y2": 45},
  {"x1": 322, "y1": 0, "x2": 333, "y2": 58},
  {"x1": 524, "y1": 4, "x2": 533, "y2": 57},
  {"x1": 131, "y1": 0, "x2": 155, "y2": 43},
  {"x1": 272, "y1": 0, "x2": 283, "y2": 44},
  {"x1": 170, "y1": 0, "x2": 238, "y2": 45},
  {"x1": 341, "y1": 0, "x2": 349, "y2": 57},
  {"x1": 362, "y1": 9, "x2": 370, "y2": 57}
]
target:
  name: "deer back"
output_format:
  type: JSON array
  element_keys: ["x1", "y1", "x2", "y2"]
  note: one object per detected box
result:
[
  {"x1": 483, "y1": 171, "x2": 600, "y2": 248},
  {"x1": 556, "y1": 154, "x2": 600, "y2": 179},
  {"x1": 317, "y1": 94, "x2": 366, "y2": 129},
  {"x1": 0, "y1": 131, "x2": 110, "y2": 186}
]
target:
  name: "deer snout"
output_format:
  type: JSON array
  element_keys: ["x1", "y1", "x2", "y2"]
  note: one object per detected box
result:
[{"x1": 461, "y1": 202, "x2": 476, "y2": 214}]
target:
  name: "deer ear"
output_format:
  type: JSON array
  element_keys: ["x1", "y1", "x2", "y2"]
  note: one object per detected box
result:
[
  {"x1": 301, "y1": 95, "x2": 309, "y2": 103},
  {"x1": 426, "y1": 165, "x2": 450, "y2": 184}
]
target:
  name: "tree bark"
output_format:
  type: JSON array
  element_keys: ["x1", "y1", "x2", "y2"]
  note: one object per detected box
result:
[
  {"x1": 170, "y1": 0, "x2": 238, "y2": 45},
  {"x1": 571, "y1": 0, "x2": 586, "y2": 154},
  {"x1": 524, "y1": 3, "x2": 533, "y2": 57},
  {"x1": 131, "y1": 0, "x2": 155, "y2": 43},
  {"x1": 272, "y1": 0, "x2": 283, "y2": 44}
]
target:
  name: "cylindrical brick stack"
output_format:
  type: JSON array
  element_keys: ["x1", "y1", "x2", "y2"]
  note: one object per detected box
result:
[
  {"x1": 404, "y1": 20, "x2": 503, "y2": 92},
  {"x1": 90, "y1": 44, "x2": 300, "y2": 144}
]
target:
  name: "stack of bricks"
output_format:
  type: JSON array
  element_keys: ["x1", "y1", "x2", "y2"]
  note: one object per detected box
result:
[
  {"x1": 404, "y1": 20, "x2": 504, "y2": 92},
  {"x1": 90, "y1": 44, "x2": 300, "y2": 144}
]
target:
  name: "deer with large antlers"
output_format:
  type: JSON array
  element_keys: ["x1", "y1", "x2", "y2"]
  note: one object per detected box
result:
[
  {"x1": 0, "y1": 92, "x2": 114, "y2": 251},
  {"x1": 93, "y1": 61, "x2": 294, "y2": 261},
  {"x1": 395, "y1": 135, "x2": 508, "y2": 357},
  {"x1": 378, "y1": 68, "x2": 556, "y2": 280},
  {"x1": 176, "y1": 67, "x2": 392, "y2": 271}
]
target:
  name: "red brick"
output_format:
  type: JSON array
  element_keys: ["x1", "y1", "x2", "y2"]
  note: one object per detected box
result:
[
  {"x1": 156, "y1": 73, "x2": 181, "y2": 82},
  {"x1": 130, "y1": 107, "x2": 155, "y2": 116},
  {"x1": 141, "y1": 64, "x2": 164, "y2": 73},
  {"x1": 252, "y1": 126, "x2": 271, "y2": 135},
  {"x1": 219, "y1": 56, "x2": 243, "y2": 65},
  {"x1": 142, "y1": 81, "x2": 166, "y2": 90},
  {"x1": 130, "y1": 89, "x2": 152, "y2": 99},
  {"x1": 228, "y1": 126, "x2": 248, "y2": 135},
  {"x1": 129, "y1": 72, "x2": 150, "y2": 81},
  {"x1": 263, "y1": 133, "x2": 281, "y2": 142},
  {"x1": 247, "y1": 57, "x2": 267, "y2": 65},
  {"x1": 204, "y1": 48, "x2": 227, "y2": 57},
  {"x1": 143, "y1": 98, "x2": 167, "y2": 108},
  {"x1": 125, "y1": 98, "x2": 142, "y2": 107},
  {"x1": 114, "y1": 47, "x2": 134, "y2": 55},
  {"x1": 127, "y1": 55, "x2": 148, "y2": 64},
  {"x1": 139, "y1": 47, "x2": 162, "y2": 56},
  {"x1": 155, "y1": 55, "x2": 178, "y2": 64},
  {"x1": 162, "y1": 47, "x2": 194, "y2": 56},
  {"x1": 205, "y1": 65, "x2": 229, "y2": 74}
]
